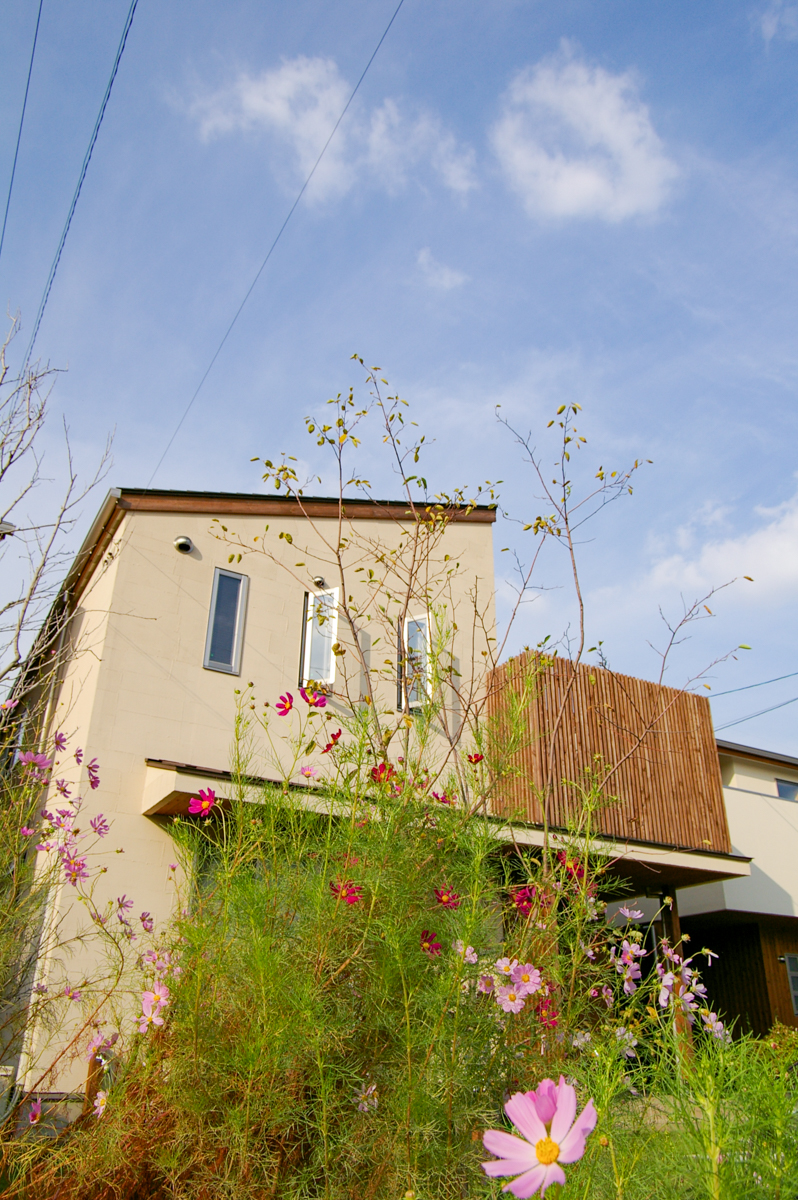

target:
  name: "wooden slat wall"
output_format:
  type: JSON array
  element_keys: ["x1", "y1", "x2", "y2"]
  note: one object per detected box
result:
[
  {"x1": 486, "y1": 653, "x2": 731, "y2": 854},
  {"x1": 759, "y1": 920, "x2": 798, "y2": 1030},
  {"x1": 680, "y1": 921, "x2": 771, "y2": 1037}
]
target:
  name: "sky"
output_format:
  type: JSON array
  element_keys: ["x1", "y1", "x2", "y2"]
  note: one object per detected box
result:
[{"x1": 1, "y1": 0, "x2": 798, "y2": 752}]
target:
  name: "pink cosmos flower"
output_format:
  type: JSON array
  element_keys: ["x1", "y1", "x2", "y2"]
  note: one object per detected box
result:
[
  {"x1": 117, "y1": 895, "x2": 134, "y2": 913},
  {"x1": 147, "y1": 981, "x2": 170, "y2": 1011},
  {"x1": 21, "y1": 826, "x2": 35, "y2": 836},
  {"x1": 138, "y1": 995, "x2": 164, "y2": 1033},
  {"x1": 330, "y1": 879, "x2": 363, "y2": 905},
  {"x1": 61, "y1": 853, "x2": 89, "y2": 886},
  {"x1": 482, "y1": 1076, "x2": 597, "y2": 1197},
  {"x1": 619, "y1": 906, "x2": 645, "y2": 921},
  {"x1": 300, "y1": 765, "x2": 318, "y2": 779},
  {"x1": 300, "y1": 686, "x2": 327, "y2": 708},
  {"x1": 321, "y1": 728, "x2": 342, "y2": 753},
  {"x1": 453, "y1": 940, "x2": 478, "y2": 964},
  {"x1": 90, "y1": 813, "x2": 110, "y2": 837},
  {"x1": 140, "y1": 912, "x2": 154, "y2": 932},
  {"x1": 355, "y1": 1082, "x2": 378, "y2": 1113},
  {"x1": 275, "y1": 693, "x2": 294, "y2": 716},
  {"x1": 511, "y1": 963, "x2": 542, "y2": 994},
  {"x1": 54, "y1": 732, "x2": 67, "y2": 753},
  {"x1": 74, "y1": 748, "x2": 84, "y2": 765},
  {"x1": 168, "y1": 863, "x2": 177, "y2": 871},
  {"x1": 64, "y1": 985, "x2": 82, "y2": 1001},
  {"x1": 434, "y1": 887, "x2": 461, "y2": 909},
  {"x1": 86, "y1": 758, "x2": 100, "y2": 789},
  {"x1": 188, "y1": 788, "x2": 216, "y2": 817},
  {"x1": 0, "y1": 698, "x2": 19, "y2": 711},
  {"x1": 495, "y1": 957, "x2": 518, "y2": 979},
  {"x1": 478, "y1": 974, "x2": 495, "y2": 993},
  {"x1": 420, "y1": 930, "x2": 441, "y2": 957},
  {"x1": 55, "y1": 779, "x2": 71, "y2": 797},
  {"x1": 93, "y1": 1090, "x2": 107, "y2": 1117},
  {"x1": 496, "y1": 985, "x2": 527, "y2": 1014},
  {"x1": 432, "y1": 790, "x2": 456, "y2": 805},
  {"x1": 28, "y1": 1098, "x2": 42, "y2": 1125},
  {"x1": 85, "y1": 1030, "x2": 118, "y2": 1061}
]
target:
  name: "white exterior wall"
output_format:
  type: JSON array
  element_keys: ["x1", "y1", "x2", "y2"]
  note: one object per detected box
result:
[
  {"x1": 679, "y1": 754, "x2": 798, "y2": 919},
  {"x1": 27, "y1": 499, "x2": 495, "y2": 1091}
]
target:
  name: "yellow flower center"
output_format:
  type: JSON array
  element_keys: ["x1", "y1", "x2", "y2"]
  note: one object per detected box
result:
[
  {"x1": 535, "y1": 1137, "x2": 560, "y2": 1166},
  {"x1": 507, "y1": 992, "x2": 517, "y2": 1002},
  {"x1": 521, "y1": 972, "x2": 531, "y2": 982}
]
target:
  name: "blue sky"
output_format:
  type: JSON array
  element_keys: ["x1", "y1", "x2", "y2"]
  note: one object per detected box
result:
[{"x1": 2, "y1": 0, "x2": 798, "y2": 751}]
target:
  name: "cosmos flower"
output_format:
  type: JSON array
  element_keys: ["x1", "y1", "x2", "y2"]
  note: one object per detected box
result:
[
  {"x1": 330, "y1": 879, "x2": 363, "y2": 905},
  {"x1": 496, "y1": 985, "x2": 527, "y2": 1014},
  {"x1": 321, "y1": 728, "x2": 342, "y2": 753},
  {"x1": 300, "y1": 686, "x2": 327, "y2": 708},
  {"x1": 453, "y1": 940, "x2": 479, "y2": 964},
  {"x1": 434, "y1": 887, "x2": 461, "y2": 910},
  {"x1": 28, "y1": 1098, "x2": 42, "y2": 1125},
  {"x1": 93, "y1": 1090, "x2": 107, "y2": 1117},
  {"x1": 618, "y1": 906, "x2": 645, "y2": 921},
  {"x1": 420, "y1": 930, "x2": 441, "y2": 957},
  {"x1": 275, "y1": 693, "x2": 294, "y2": 716},
  {"x1": 371, "y1": 762, "x2": 396, "y2": 784},
  {"x1": 511, "y1": 963, "x2": 542, "y2": 993},
  {"x1": 74, "y1": 748, "x2": 84, "y2": 765},
  {"x1": 20, "y1": 826, "x2": 35, "y2": 836},
  {"x1": 18, "y1": 751, "x2": 53, "y2": 772},
  {"x1": 61, "y1": 853, "x2": 89, "y2": 886},
  {"x1": 64, "y1": 985, "x2": 82, "y2": 1001},
  {"x1": 300, "y1": 765, "x2": 318, "y2": 779},
  {"x1": 90, "y1": 813, "x2": 110, "y2": 837},
  {"x1": 432, "y1": 790, "x2": 455, "y2": 806},
  {"x1": 188, "y1": 788, "x2": 216, "y2": 817},
  {"x1": 495, "y1": 957, "x2": 518, "y2": 979},
  {"x1": 140, "y1": 912, "x2": 154, "y2": 932},
  {"x1": 86, "y1": 758, "x2": 101, "y2": 789},
  {"x1": 54, "y1": 732, "x2": 67, "y2": 753},
  {"x1": 138, "y1": 995, "x2": 165, "y2": 1034},
  {"x1": 511, "y1": 886, "x2": 536, "y2": 917},
  {"x1": 467, "y1": 753, "x2": 484, "y2": 764},
  {"x1": 355, "y1": 1082, "x2": 378, "y2": 1113},
  {"x1": 0, "y1": 698, "x2": 19, "y2": 711},
  {"x1": 482, "y1": 1076, "x2": 597, "y2": 1197},
  {"x1": 478, "y1": 974, "x2": 495, "y2": 993}
]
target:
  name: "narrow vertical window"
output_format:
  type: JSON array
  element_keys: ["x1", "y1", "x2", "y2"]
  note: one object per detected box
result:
[
  {"x1": 204, "y1": 568, "x2": 248, "y2": 674},
  {"x1": 786, "y1": 954, "x2": 798, "y2": 1016},
  {"x1": 398, "y1": 615, "x2": 429, "y2": 710},
  {"x1": 300, "y1": 590, "x2": 338, "y2": 687}
]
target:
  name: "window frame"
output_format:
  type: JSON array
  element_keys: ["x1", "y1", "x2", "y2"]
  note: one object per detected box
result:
[
  {"x1": 203, "y1": 567, "x2": 249, "y2": 675},
  {"x1": 397, "y1": 614, "x2": 430, "y2": 711},
  {"x1": 776, "y1": 778, "x2": 798, "y2": 803},
  {"x1": 299, "y1": 588, "x2": 339, "y2": 688},
  {"x1": 785, "y1": 953, "x2": 798, "y2": 1016}
]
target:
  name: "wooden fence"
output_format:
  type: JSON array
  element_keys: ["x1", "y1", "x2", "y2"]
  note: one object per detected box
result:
[{"x1": 486, "y1": 653, "x2": 731, "y2": 854}]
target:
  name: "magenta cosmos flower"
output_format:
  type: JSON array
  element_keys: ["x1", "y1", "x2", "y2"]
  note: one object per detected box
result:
[
  {"x1": 275, "y1": 693, "x2": 294, "y2": 716},
  {"x1": 467, "y1": 752, "x2": 484, "y2": 764},
  {"x1": 434, "y1": 886, "x2": 461, "y2": 909},
  {"x1": 483, "y1": 1076, "x2": 597, "y2": 1197},
  {"x1": 371, "y1": 762, "x2": 396, "y2": 784},
  {"x1": 299, "y1": 686, "x2": 327, "y2": 708},
  {"x1": 420, "y1": 930, "x2": 441, "y2": 957},
  {"x1": 330, "y1": 879, "x2": 363, "y2": 905},
  {"x1": 188, "y1": 788, "x2": 216, "y2": 817}
]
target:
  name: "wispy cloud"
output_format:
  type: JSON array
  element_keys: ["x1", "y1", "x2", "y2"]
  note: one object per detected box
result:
[
  {"x1": 491, "y1": 44, "x2": 678, "y2": 222},
  {"x1": 757, "y1": 0, "x2": 798, "y2": 43},
  {"x1": 186, "y1": 56, "x2": 476, "y2": 202},
  {"x1": 416, "y1": 247, "x2": 469, "y2": 290}
]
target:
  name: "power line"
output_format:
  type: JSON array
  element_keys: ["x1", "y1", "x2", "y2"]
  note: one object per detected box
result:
[
  {"x1": 23, "y1": 0, "x2": 139, "y2": 367},
  {"x1": 0, "y1": 0, "x2": 44, "y2": 272},
  {"x1": 147, "y1": 0, "x2": 407, "y2": 487},
  {"x1": 715, "y1": 693, "x2": 798, "y2": 732},
  {"x1": 710, "y1": 669, "x2": 798, "y2": 698}
]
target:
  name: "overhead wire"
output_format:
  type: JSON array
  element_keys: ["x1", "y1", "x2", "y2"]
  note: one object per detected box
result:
[
  {"x1": 710, "y1": 669, "x2": 798, "y2": 698},
  {"x1": 22, "y1": 0, "x2": 139, "y2": 368},
  {"x1": 146, "y1": 0, "x2": 407, "y2": 487},
  {"x1": 714, "y1": 693, "x2": 798, "y2": 732},
  {"x1": 0, "y1": 0, "x2": 44, "y2": 273}
]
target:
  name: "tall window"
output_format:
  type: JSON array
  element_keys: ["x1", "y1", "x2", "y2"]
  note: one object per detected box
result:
[
  {"x1": 398, "y1": 615, "x2": 429, "y2": 710},
  {"x1": 204, "y1": 568, "x2": 248, "y2": 674},
  {"x1": 300, "y1": 590, "x2": 338, "y2": 687},
  {"x1": 785, "y1": 954, "x2": 798, "y2": 1015}
]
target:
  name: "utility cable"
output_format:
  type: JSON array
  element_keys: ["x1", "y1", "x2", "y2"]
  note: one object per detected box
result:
[
  {"x1": 0, "y1": 0, "x2": 44, "y2": 273},
  {"x1": 714, "y1": 693, "x2": 798, "y2": 732},
  {"x1": 23, "y1": 0, "x2": 139, "y2": 367},
  {"x1": 710, "y1": 669, "x2": 798, "y2": 698},
  {"x1": 147, "y1": 0, "x2": 407, "y2": 487}
]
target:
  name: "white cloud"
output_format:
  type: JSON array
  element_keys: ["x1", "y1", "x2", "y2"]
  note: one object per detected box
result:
[
  {"x1": 187, "y1": 56, "x2": 476, "y2": 202},
  {"x1": 416, "y1": 247, "x2": 469, "y2": 290},
  {"x1": 758, "y1": 0, "x2": 798, "y2": 43},
  {"x1": 491, "y1": 46, "x2": 678, "y2": 222}
]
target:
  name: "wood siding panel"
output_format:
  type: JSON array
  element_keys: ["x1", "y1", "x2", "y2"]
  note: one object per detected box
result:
[
  {"x1": 759, "y1": 920, "x2": 798, "y2": 1031},
  {"x1": 487, "y1": 654, "x2": 731, "y2": 854},
  {"x1": 680, "y1": 921, "x2": 771, "y2": 1037}
]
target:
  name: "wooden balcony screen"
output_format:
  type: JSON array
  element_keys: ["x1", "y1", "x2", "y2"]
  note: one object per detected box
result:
[{"x1": 486, "y1": 654, "x2": 731, "y2": 855}]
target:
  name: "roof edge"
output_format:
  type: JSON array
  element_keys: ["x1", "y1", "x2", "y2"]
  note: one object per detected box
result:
[{"x1": 716, "y1": 738, "x2": 798, "y2": 771}]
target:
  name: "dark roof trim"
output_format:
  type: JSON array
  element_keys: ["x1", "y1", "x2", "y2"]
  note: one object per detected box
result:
[{"x1": 717, "y1": 738, "x2": 798, "y2": 771}]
